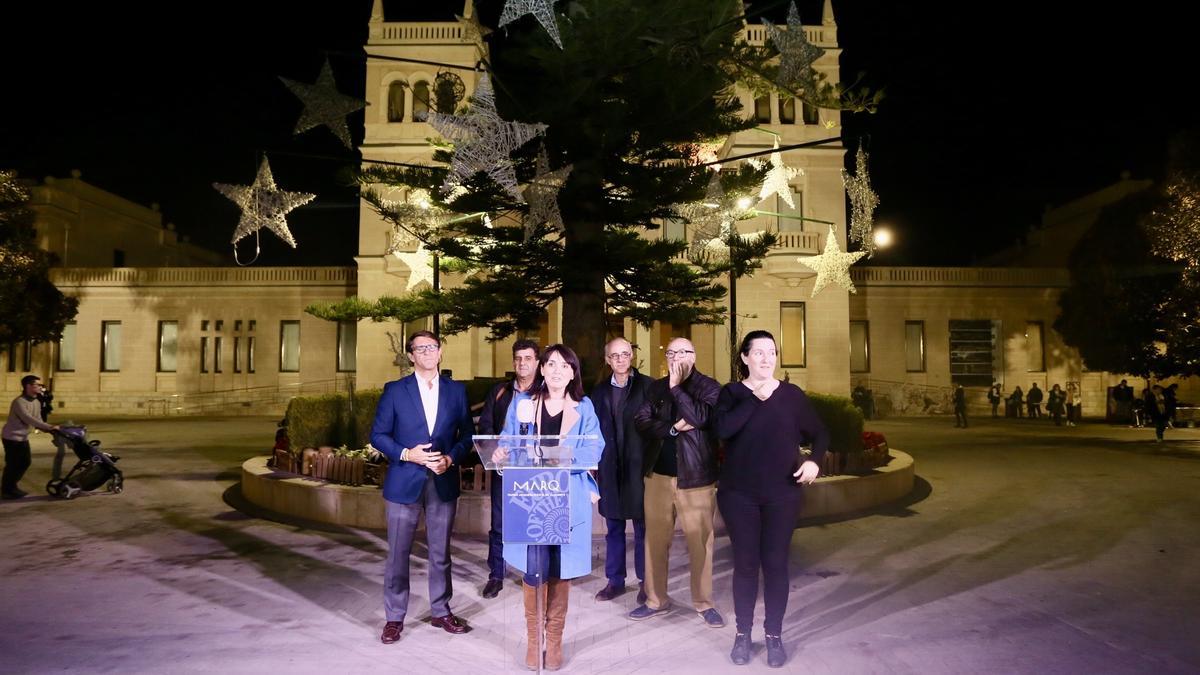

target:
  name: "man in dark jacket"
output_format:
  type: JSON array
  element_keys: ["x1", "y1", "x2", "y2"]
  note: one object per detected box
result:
[
  {"x1": 629, "y1": 337, "x2": 725, "y2": 628},
  {"x1": 476, "y1": 339, "x2": 539, "y2": 599},
  {"x1": 591, "y1": 337, "x2": 653, "y2": 603},
  {"x1": 1027, "y1": 383, "x2": 1044, "y2": 418}
]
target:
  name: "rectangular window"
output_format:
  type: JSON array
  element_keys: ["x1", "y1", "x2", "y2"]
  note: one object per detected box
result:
[
  {"x1": 780, "y1": 302, "x2": 806, "y2": 368},
  {"x1": 247, "y1": 336, "x2": 256, "y2": 373},
  {"x1": 1026, "y1": 321, "x2": 1045, "y2": 372},
  {"x1": 201, "y1": 320, "x2": 209, "y2": 331},
  {"x1": 22, "y1": 340, "x2": 32, "y2": 372},
  {"x1": 200, "y1": 336, "x2": 209, "y2": 373},
  {"x1": 157, "y1": 321, "x2": 178, "y2": 372},
  {"x1": 778, "y1": 97, "x2": 796, "y2": 124},
  {"x1": 802, "y1": 102, "x2": 820, "y2": 125},
  {"x1": 58, "y1": 322, "x2": 77, "y2": 372},
  {"x1": 248, "y1": 320, "x2": 256, "y2": 332},
  {"x1": 234, "y1": 337, "x2": 242, "y2": 373},
  {"x1": 214, "y1": 336, "x2": 223, "y2": 373},
  {"x1": 849, "y1": 320, "x2": 870, "y2": 373},
  {"x1": 337, "y1": 321, "x2": 357, "y2": 372},
  {"x1": 215, "y1": 320, "x2": 224, "y2": 332},
  {"x1": 905, "y1": 321, "x2": 925, "y2": 372},
  {"x1": 950, "y1": 319, "x2": 996, "y2": 387},
  {"x1": 234, "y1": 320, "x2": 243, "y2": 332},
  {"x1": 101, "y1": 321, "x2": 122, "y2": 372},
  {"x1": 754, "y1": 96, "x2": 771, "y2": 123},
  {"x1": 280, "y1": 321, "x2": 300, "y2": 372}
]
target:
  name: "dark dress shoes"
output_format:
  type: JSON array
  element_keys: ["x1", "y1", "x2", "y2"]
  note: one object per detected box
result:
[
  {"x1": 765, "y1": 635, "x2": 787, "y2": 668},
  {"x1": 482, "y1": 578, "x2": 504, "y2": 599},
  {"x1": 730, "y1": 632, "x2": 751, "y2": 666},
  {"x1": 380, "y1": 621, "x2": 403, "y2": 644},
  {"x1": 430, "y1": 613, "x2": 470, "y2": 634},
  {"x1": 594, "y1": 583, "x2": 626, "y2": 601}
]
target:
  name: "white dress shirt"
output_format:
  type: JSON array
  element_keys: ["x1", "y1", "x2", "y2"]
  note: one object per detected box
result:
[{"x1": 417, "y1": 371, "x2": 440, "y2": 437}]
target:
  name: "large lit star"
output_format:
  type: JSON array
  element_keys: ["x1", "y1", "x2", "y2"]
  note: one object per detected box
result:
[
  {"x1": 280, "y1": 59, "x2": 368, "y2": 150},
  {"x1": 498, "y1": 0, "x2": 563, "y2": 49},
  {"x1": 763, "y1": 2, "x2": 824, "y2": 92},
  {"x1": 797, "y1": 225, "x2": 866, "y2": 295},
  {"x1": 427, "y1": 74, "x2": 547, "y2": 201},
  {"x1": 392, "y1": 243, "x2": 436, "y2": 291},
  {"x1": 523, "y1": 145, "x2": 572, "y2": 239},
  {"x1": 843, "y1": 145, "x2": 880, "y2": 255},
  {"x1": 750, "y1": 139, "x2": 801, "y2": 208},
  {"x1": 213, "y1": 158, "x2": 315, "y2": 249}
]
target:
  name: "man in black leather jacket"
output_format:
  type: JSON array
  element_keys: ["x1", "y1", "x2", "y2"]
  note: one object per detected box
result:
[{"x1": 628, "y1": 337, "x2": 725, "y2": 628}]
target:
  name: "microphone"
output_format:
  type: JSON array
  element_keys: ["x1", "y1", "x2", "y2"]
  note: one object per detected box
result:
[{"x1": 516, "y1": 398, "x2": 535, "y2": 436}]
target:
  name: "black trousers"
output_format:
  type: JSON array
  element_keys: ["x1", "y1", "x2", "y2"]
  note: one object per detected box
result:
[
  {"x1": 718, "y1": 487, "x2": 801, "y2": 635},
  {"x1": 2, "y1": 439, "x2": 32, "y2": 493},
  {"x1": 955, "y1": 409, "x2": 968, "y2": 427},
  {"x1": 487, "y1": 472, "x2": 505, "y2": 580}
]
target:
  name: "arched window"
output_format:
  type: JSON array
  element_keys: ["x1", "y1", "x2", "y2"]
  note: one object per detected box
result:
[
  {"x1": 387, "y1": 81, "x2": 406, "y2": 122},
  {"x1": 802, "y1": 102, "x2": 820, "y2": 125},
  {"x1": 778, "y1": 97, "x2": 796, "y2": 124},
  {"x1": 412, "y1": 81, "x2": 431, "y2": 122},
  {"x1": 754, "y1": 95, "x2": 771, "y2": 123}
]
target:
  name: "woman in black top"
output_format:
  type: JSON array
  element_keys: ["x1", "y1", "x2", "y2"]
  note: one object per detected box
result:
[{"x1": 715, "y1": 330, "x2": 829, "y2": 668}]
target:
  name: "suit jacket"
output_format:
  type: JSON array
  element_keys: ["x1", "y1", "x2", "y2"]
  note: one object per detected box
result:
[
  {"x1": 371, "y1": 373, "x2": 474, "y2": 505},
  {"x1": 590, "y1": 370, "x2": 653, "y2": 520}
]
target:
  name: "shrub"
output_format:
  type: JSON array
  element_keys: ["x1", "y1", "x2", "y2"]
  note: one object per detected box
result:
[{"x1": 807, "y1": 392, "x2": 865, "y2": 455}]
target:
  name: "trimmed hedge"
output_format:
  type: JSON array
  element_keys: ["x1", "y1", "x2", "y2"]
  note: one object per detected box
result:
[{"x1": 807, "y1": 392, "x2": 865, "y2": 455}]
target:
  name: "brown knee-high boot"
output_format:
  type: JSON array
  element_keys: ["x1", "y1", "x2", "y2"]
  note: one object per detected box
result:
[
  {"x1": 523, "y1": 581, "x2": 548, "y2": 670},
  {"x1": 544, "y1": 579, "x2": 570, "y2": 670}
]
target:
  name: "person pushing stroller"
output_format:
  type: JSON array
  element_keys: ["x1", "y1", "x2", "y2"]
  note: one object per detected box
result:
[{"x1": 2, "y1": 375, "x2": 59, "y2": 500}]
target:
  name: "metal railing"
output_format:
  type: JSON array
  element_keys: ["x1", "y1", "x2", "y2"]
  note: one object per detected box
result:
[{"x1": 147, "y1": 377, "x2": 354, "y2": 416}]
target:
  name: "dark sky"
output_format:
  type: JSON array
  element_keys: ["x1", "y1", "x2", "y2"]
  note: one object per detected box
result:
[{"x1": 1, "y1": 1, "x2": 1195, "y2": 266}]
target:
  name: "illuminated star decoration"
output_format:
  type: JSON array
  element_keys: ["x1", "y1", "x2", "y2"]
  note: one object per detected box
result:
[
  {"x1": 280, "y1": 58, "x2": 368, "y2": 150},
  {"x1": 679, "y1": 174, "x2": 735, "y2": 255},
  {"x1": 383, "y1": 188, "x2": 446, "y2": 248},
  {"x1": 763, "y1": 2, "x2": 825, "y2": 92},
  {"x1": 213, "y1": 157, "x2": 315, "y2": 251},
  {"x1": 843, "y1": 145, "x2": 880, "y2": 256},
  {"x1": 427, "y1": 74, "x2": 547, "y2": 201},
  {"x1": 456, "y1": 10, "x2": 493, "y2": 43},
  {"x1": 522, "y1": 145, "x2": 572, "y2": 239},
  {"x1": 797, "y1": 225, "x2": 867, "y2": 295},
  {"x1": 392, "y1": 243, "x2": 436, "y2": 291},
  {"x1": 498, "y1": 0, "x2": 563, "y2": 49},
  {"x1": 749, "y1": 139, "x2": 801, "y2": 208}
]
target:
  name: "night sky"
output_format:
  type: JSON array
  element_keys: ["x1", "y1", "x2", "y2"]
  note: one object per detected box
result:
[{"x1": 1, "y1": 1, "x2": 1194, "y2": 266}]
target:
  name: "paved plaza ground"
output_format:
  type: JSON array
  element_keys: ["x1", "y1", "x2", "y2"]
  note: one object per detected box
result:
[{"x1": 1, "y1": 413, "x2": 1198, "y2": 674}]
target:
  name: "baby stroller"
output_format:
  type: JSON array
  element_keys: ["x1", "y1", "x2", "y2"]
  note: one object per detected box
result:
[{"x1": 46, "y1": 425, "x2": 124, "y2": 499}]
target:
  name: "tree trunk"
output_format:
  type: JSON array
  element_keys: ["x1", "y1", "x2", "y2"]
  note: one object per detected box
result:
[{"x1": 560, "y1": 219, "x2": 607, "y2": 386}]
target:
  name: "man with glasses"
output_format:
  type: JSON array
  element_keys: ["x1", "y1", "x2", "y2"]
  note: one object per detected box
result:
[
  {"x1": 590, "y1": 337, "x2": 654, "y2": 603},
  {"x1": 371, "y1": 331, "x2": 475, "y2": 644},
  {"x1": 2, "y1": 375, "x2": 59, "y2": 499},
  {"x1": 476, "y1": 338, "x2": 540, "y2": 599},
  {"x1": 630, "y1": 337, "x2": 725, "y2": 628}
]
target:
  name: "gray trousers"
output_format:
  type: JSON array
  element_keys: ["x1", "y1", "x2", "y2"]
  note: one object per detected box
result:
[{"x1": 384, "y1": 477, "x2": 458, "y2": 621}]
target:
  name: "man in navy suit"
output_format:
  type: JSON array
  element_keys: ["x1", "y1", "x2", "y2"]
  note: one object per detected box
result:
[{"x1": 371, "y1": 330, "x2": 474, "y2": 644}]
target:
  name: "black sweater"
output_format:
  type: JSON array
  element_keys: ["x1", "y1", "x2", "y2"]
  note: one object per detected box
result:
[{"x1": 715, "y1": 381, "x2": 830, "y2": 497}]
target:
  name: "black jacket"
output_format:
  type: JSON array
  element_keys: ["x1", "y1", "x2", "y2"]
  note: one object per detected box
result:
[
  {"x1": 478, "y1": 379, "x2": 521, "y2": 436},
  {"x1": 634, "y1": 369, "x2": 722, "y2": 489},
  {"x1": 591, "y1": 369, "x2": 654, "y2": 520}
]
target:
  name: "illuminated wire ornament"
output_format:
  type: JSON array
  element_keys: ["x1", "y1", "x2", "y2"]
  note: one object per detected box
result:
[
  {"x1": 843, "y1": 145, "x2": 880, "y2": 256},
  {"x1": 749, "y1": 139, "x2": 800, "y2": 208},
  {"x1": 279, "y1": 59, "x2": 368, "y2": 150},
  {"x1": 392, "y1": 243, "x2": 436, "y2": 291},
  {"x1": 763, "y1": 2, "x2": 824, "y2": 92},
  {"x1": 213, "y1": 158, "x2": 315, "y2": 251},
  {"x1": 797, "y1": 225, "x2": 867, "y2": 295},
  {"x1": 523, "y1": 145, "x2": 572, "y2": 239},
  {"x1": 456, "y1": 10, "x2": 493, "y2": 43},
  {"x1": 498, "y1": 0, "x2": 563, "y2": 49},
  {"x1": 427, "y1": 74, "x2": 547, "y2": 201}
]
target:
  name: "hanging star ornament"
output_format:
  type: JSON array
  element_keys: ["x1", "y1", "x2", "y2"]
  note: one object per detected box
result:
[
  {"x1": 763, "y1": 2, "x2": 824, "y2": 92},
  {"x1": 749, "y1": 139, "x2": 801, "y2": 208},
  {"x1": 280, "y1": 59, "x2": 368, "y2": 150},
  {"x1": 523, "y1": 145, "x2": 572, "y2": 239},
  {"x1": 213, "y1": 158, "x2": 315, "y2": 250},
  {"x1": 797, "y1": 225, "x2": 867, "y2": 295},
  {"x1": 427, "y1": 74, "x2": 547, "y2": 201},
  {"x1": 843, "y1": 145, "x2": 880, "y2": 255},
  {"x1": 498, "y1": 0, "x2": 563, "y2": 49},
  {"x1": 392, "y1": 243, "x2": 436, "y2": 291}
]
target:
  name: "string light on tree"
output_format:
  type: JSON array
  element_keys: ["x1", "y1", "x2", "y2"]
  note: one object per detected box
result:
[
  {"x1": 843, "y1": 145, "x2": 880, "y2": 256},
  {"x1": 797, "y1": 224, "x2": 867, "y2": 295},
  {"x1": 427, "y1": 74, "x2": 547, "y2": 201},
  {"x1": 280, "y1": 58, "x2": 368, "y2": 150},
  {"x1": 213, "y1": 157, "x2": 315, "y2": 254},
  {"x1": 498, "y1": 0, "x2": 564, "y2": 49},
  {"x1": 762, "y1": 2, "x2": 825, "y2": 92}
]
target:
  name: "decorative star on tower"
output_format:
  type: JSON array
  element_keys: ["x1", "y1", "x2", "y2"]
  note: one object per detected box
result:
[
  {"x1": 797, "y1": 225, "x2": 867, "y2": 295},
  {"x1": 427, "y1": 74, "x2": 547, "y2": 201},
  {"x1": 498, "y1": 0, "x2": 563, "y2": 49},
  {"x1": 279, "y1": 59, "x2": 368, "y2": 150},
  {"x1": 213, "y1": 158, "x2": 315, "y2": 249},
  {"x1": 763, "y1": 2, "x2": 825, "y2": 92},
  {"x1": 749, "y1": 139, "x2": 801, "y2": 208},
  {"x1": 522, "y1": 145, "x2": 572, "y2": 239},
  {"x1": 456, "y1": 9, "x2": 493, "y2": 43},
  {"x1": 392, "y1": 243, "x2": 436, "y2": 291},
  {"x1": 843, "y1": 145, "x2": 880, "y2": 255}
]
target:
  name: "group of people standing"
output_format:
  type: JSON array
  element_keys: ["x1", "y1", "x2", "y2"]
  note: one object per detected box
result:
[
  {"x1": 1111, "y1": 379, "x2": 1179, "y2": 441},
  {"x1": 986, "y1": 382, "x2": 1081, "y2": 427},
  {"x1": 368, "y1": 329, "x2": 829, "y2": 669}
]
